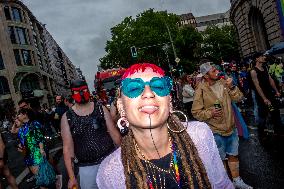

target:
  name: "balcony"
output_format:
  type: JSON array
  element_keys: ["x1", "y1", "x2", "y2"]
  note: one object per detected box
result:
[
  {"x1": 33, "y1": 89, "x2": 44, "y2": 97},
  {"x1": 0, "y1": 94, "x2": 12, "y2": 101},
  {"x1": 16, "y1": 65, "x2": 38, "y2": 73},
  {"x1": 21, "y1": 89, "x2": 44, "y2": 98}
]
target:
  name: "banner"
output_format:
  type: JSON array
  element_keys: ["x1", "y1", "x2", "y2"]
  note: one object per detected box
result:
[{"x1": 276, "y1": 0, "x2": 284, "y2": 38}]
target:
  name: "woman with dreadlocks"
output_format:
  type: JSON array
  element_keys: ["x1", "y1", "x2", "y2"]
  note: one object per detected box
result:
[{"x1": 97, "y1": 63, "x2": 233, "y2": 189}]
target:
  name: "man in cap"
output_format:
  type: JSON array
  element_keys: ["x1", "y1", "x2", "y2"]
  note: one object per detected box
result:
[
  {"x1": 250, "y1": 52, "x2": 283, "y2": 138},
  {"x1": 61, "y1": 79, "x2": 121, "y2": 189},
  {"x1": 192, "y1": 60, "x2": 252, "y2": 189}
]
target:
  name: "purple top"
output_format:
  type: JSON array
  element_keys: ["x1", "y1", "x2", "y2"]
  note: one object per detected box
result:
[{"x1": 97, "y1": 121, "x2": 234, "y2": 189}]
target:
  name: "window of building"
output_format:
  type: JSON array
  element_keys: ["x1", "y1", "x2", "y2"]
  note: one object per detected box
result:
[
  {"x1": 0, "y1": 52, "x2": 5, "y2": 70},
  {"x1": 4, "y1": 6, "x2": 11, "y2": 20},
  {"x1": 22, "y1": 50, "x2": 32, "y2": 65},
  {"x1": 8, "y1": 26, "x2": 16, "y2": 44},
  {"x1": 15, "y1": 27, "x2": 27, "y2": 45},
  {"x1": 20, "y1": 75, "x2": 40, "y2": 92},
  {"x1": 13, "y1": 49, "x2": 21, "y2": 66},
  {"x1": 11, "y1": 7, "x2": 22, "y2": 22},
  {"x1": 0, "y1": 77, "x2": 10, "y2": 95}
]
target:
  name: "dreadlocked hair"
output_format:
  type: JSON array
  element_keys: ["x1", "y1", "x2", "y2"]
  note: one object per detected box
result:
[{"x1": 120, "y1": 114, "x2": 212, "y2": 189}]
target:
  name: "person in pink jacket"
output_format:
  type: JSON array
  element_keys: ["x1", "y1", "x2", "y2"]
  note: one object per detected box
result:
[{"x1": 97, "y1": 63, "x2": 234, "y2": 189}]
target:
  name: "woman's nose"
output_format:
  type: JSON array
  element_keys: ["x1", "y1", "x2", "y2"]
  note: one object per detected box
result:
[{"x1": 141, "y1": 85, "x2": 155, "y2": 98}]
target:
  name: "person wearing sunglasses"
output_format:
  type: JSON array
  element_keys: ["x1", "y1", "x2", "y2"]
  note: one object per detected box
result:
[{"x1": 96, "y1": 63, "x2": 233, "y2": 189}]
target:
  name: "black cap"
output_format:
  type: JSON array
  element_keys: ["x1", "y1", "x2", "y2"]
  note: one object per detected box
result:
[{"x1": 70, "y1": 79, "x2": 87, "y2": 88}]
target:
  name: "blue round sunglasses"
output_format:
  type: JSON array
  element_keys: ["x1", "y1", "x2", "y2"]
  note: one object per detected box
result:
[{"x1": 121, "y1": 76, "x2": 173, "y2": 98}]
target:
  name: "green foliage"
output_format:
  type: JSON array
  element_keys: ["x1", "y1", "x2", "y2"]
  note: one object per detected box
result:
[
  {"x1": 100, "y1": 9, "x2": 240, "y2": 74},
  {"x1": 100, "y1": 9, "x2": 202, "y2": 74},
  {"x1": 201, "y1": 25, "x2": 240, "y2": 64},
  {"x1": 175, "y1": 26, "x2": 203, "y2": 73}
]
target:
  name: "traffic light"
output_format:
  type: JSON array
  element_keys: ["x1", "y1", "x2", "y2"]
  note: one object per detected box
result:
[{"x1": 130, "y1": 46, "x2": 137, "y2": 58}]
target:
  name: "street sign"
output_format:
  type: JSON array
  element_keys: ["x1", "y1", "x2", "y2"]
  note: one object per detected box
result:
[
  {"x1": 130, "y1": 46, "x2": 137, "y2": 58},
  {"x1": 175, "y1": 57, "x2": 180, "y2": 63}
]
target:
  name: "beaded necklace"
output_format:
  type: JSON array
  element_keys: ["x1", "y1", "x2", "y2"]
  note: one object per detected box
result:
[{"x1": 134, "y1": 136, "x2": 181, "y2": 189}]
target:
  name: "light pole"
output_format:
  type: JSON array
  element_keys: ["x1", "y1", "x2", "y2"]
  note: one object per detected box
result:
[
  {"x1": 163, "y1": 44, "x2": 173, "y2": 77},
  {"x1": 158, "y1": 0, "x2": 180, "y2": 65}
]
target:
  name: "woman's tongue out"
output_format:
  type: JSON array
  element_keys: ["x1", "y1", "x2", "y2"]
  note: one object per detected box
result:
[{"x1": 139, "y1": 105, "x2": 159, "y2": 115}]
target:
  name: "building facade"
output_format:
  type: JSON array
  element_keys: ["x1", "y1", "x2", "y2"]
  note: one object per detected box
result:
[
  {"x1": 195, "y1": 11, "x2": 231, "y2": 32},
  {"x1": 75, "y1": 67, "x2": 85, "y2": 81},
  {"x1": 0, "y1": 0, "x2": 78, "y2": 119},
  {"x1": 230, "y1": 0, "x2": 283, "y2": 57},
  {"x1": 179, "y1": 13, "x2": 197, "y2": 28}
]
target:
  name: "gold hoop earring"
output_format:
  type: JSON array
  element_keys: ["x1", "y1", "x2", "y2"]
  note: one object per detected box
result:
[{"x1": 167, "y1": 110, "x2": 188, "y2": 133}]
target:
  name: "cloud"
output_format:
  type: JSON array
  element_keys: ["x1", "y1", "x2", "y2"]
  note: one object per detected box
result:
[{"x1": 23, "y1": 0, "x2": 230, "y2": 91}]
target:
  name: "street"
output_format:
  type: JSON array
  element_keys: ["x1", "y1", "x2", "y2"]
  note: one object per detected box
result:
[
  {"x1": 1, "y1": 111, "x2": 284, "y2": 189},
  {"x1": 239, "y1": 129, "x2": 284, "y2": 188}
]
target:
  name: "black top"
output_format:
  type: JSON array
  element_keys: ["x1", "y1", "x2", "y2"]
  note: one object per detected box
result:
[
  {"x1": 66, "y1": 103, "x2": 115, "y2": 166},
  {"x1": 253, "y1": 66, "x2": 274, "y2": 102},
  {"x1": 130, "y1": 151, "x2": 201, "y2": 189}
]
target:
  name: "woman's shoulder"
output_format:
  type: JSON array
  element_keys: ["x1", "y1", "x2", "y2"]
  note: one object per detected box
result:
[
  {"x1": 183, "y1": 121, "x2": 213, "y2": 146},
  {"x1": 184, "y1": 121, "x2": 211, "y2": 135},
  {"x1": 97, "y1": 148, "x2": 125, "y2": 188},
  {"x1": 99, "y1": 147, "x2": 122, "y2": 170},
  {"x1": 31, "y1": 120, "x2": 42, "y2": 128}
]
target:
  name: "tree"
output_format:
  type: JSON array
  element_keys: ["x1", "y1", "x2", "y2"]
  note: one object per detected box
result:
[
  {"x1": 100, "y1": 9, "x2": 202, "y2": 74},
  {"x1": 201, "y1": 25, "x2": 240, "y2": 64},
  {"x1": 175, "y1": 26, "x2": 203, "y2": 73}
]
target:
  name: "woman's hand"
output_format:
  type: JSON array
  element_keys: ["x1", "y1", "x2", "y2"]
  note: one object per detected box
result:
[
  {"x1": 40, "y1": 149, "x2": 46, "y2": 157},
  {"x1": 68, "y1": 177, "x2": 78, "y2": 189}
]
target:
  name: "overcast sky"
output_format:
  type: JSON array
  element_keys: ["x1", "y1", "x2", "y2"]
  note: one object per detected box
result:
[{"x1": 22, "y1": 0, "x2": 230, "y2": 91}]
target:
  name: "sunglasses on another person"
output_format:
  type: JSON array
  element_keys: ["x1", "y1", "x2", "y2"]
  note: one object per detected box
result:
[{"x1": 121, "y1": 76, "x2": 173, "y2": 98}]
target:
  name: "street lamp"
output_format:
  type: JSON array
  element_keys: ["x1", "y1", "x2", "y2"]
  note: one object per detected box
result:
[
  {"x1": 158, "y1": 0, "x2": 180, "y2": 65},
  {"x1": 162, "y1": 44, "x2": 173, "y2": 77}
]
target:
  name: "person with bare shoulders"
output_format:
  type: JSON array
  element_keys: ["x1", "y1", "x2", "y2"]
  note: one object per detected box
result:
[
  {"x1": 61, "y1": 79, "x2": 121, "y2": 189},
  {"x1": 250, "y1": 52, "x2": 284, "y2": 139}
]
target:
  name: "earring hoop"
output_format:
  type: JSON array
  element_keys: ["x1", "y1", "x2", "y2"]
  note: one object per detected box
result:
[
  {"x1": 117, "y1": 117, "x2": 129, "y2": 134},
  {"x1": 167, "y1": 110, "x2": 188, "y2": 133}
]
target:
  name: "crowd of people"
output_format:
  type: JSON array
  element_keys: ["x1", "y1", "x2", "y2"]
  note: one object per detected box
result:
[
  {"x1": 174, "y1": 53, "x2": 284, "y2": 139},
  {"x1": 1, "y1": 53, "x2": 283, "y2": 189},
  {"x1": 0, "y1": 94, "x2": 74, "y2": 189}
]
